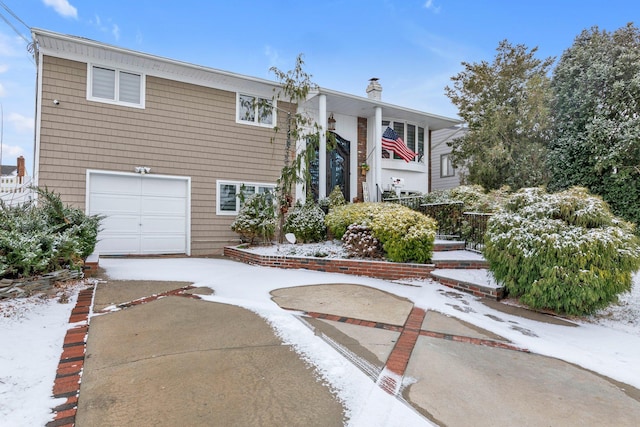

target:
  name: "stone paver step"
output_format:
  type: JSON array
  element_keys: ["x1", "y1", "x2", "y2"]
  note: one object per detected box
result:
[{"x1": 430, "y1": 268, "x2": 505, "y2": 300}]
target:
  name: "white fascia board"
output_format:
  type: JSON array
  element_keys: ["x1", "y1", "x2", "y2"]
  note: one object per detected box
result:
[{"x1": 31, "y1": 28, "x2": 280, "y2": 98}]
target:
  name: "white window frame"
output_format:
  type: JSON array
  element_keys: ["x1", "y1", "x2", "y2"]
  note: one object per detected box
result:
[
  {"x1": 440, "y1": 153, "x2": 455, "y2": 177},
  {"x1": 236, "y1": 93, "x2": 276, "y2": 128},
  {"x1": 381, "y1": 119, "x2": 425, "y2": 162},
  {"x1": 216, "y1": 180, "x2": 276, "y2": 215},
  {"x1": 87, "y1": 64, "x2": 146, "y2": 109}
]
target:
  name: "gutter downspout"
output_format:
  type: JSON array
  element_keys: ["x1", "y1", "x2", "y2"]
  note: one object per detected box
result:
[{"x1": 32, "y1": 33, "x2": 42, "y2": 192}]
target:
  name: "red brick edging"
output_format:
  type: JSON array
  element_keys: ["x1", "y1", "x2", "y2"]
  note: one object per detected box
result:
[
  {"x1": 305, "y1": 307, "x2": 529, "y2": 396},
  {"x1": 47, "y1": 287, "x2": 94, "y2": 427}
]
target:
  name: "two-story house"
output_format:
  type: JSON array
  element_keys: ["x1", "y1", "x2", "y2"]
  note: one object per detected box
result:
[{"x1": 31, "y1": 28, "x2": 460, "y2": 256}]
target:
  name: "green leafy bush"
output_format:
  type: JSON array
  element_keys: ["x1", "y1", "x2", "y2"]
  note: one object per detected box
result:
[
  {"x1": 484, "y1": 187, "x2": 640, "y2": 315},
  {"x1": 325, "y1": 202, "x2": 384, "y2": 239},
  {"x1": 326, "y1": 202, "x2": 436, "y2": 263},
  {"x1": 283, "y1": 200, "x2": 326, "y2": 243},
  {"x1": 369, "y1": 205, "x2": 437, "y2": 263},
  {"x1": 0, "y1": 188, "x2": 102, "y2": 279},
  {"x1": 231, "y1": 192, "x2": 276, "y2": 244}
]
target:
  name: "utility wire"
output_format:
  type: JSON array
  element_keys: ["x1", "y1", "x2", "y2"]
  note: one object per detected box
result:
[
  {"x1": 0, "y1": 1, "x2": 30, "y2": 45},
  {"x1": 0, "y1": 1, "x2": 29, "y2": 31}
]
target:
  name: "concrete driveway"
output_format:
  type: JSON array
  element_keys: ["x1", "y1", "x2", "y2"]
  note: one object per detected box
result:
[{"x1": 73, "y1": 279, "x2": 640, "y2": 426}]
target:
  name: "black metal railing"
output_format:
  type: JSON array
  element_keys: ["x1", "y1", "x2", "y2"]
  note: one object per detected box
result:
[
  {"x1": 382, "y1": 194, "x2": 424, "y2": 211},
  {"x1": 383, "y1": 198, "x2": 492, "y2": 252},
  {"x1": 462, "y1": 212, "x2": 492, "y2": 252},
  {"x1": 419, "y1": 202, "x2": 464, "y2": 239}
]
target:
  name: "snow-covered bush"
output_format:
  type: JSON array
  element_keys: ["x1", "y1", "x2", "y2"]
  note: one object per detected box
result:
[
  {"x1": 283, "y1": 201, "x2": 326, "y2": 243},
  {"x1": 231, "y1": 192, "x2": 276, "y2": 244},
  {"x1": 421, "y1": 184, "x2": 508, "y2": 213},
  {"x1": 0, "y1": 188, "x2": 102, "y2": 279},
  {"x1": 341, "y1": 223, "x2": 382, "y2": 258},
  {"x1": 328, "y1": 185, "x2": 346, "y2": 209},
  {"x1": 485, "y1": 187, "x2": 640, "y2": 315},
  {"x1": 326, "y1": 202, "x2": 437, "y2": 263}
]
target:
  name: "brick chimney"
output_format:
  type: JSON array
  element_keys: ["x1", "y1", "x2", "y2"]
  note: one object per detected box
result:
[
  {"x1": 366, "y1": 78, "x2": 382, "y2": 100},
  {"x1": 17, "y1": 156, "x2": 25, "y2": 183}
]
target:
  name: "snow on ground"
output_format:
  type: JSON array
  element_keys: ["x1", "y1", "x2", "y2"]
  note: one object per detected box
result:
[
  {"x1": 0, "y1": 283, "x2": 90, "y2": 426},
  {"x1": 1, "y1": 248, "x2": 638, "y2": 426}
]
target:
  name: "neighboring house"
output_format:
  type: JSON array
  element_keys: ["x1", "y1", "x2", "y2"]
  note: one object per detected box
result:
[
  {"x1": 31, "y1": 28, "x2": 460, "y2": 256},
  {"x1": 430, "y1": 126, "x2": 467, "y2": 191},
  {"x1": 0, "y1": 156, "x2": 32, "y2": 206}
]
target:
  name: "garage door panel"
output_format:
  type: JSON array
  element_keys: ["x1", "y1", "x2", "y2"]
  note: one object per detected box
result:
[
  {"x1": 95, "y1": 235, "x2": 141, "y2": 255},
  {"x1": 99, "y1": 214, "x2": 141, "y2": 233},
  {"x1": 142, "y1": 178, "x2": 186, "y2": 197},
  {"x1": 140, "y1": 196, "x2": 186, "y2": 216},
  {"x1": 91, "y1": 174, "x2": 142, "y2": 194},
  {"x1": 90, "y1": 194, "x2": 142, "y2": 215},
  {"x1": 141, "y1": 216, "x2": 186, "y2": 233},
  {"x1": 140, "y1": 235, "x2": 186, "y2": 254}
]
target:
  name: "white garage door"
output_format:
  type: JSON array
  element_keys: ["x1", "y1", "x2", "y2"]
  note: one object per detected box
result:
[{"x1": 87, "y1": 171, "x2": 190, "y2": 255}]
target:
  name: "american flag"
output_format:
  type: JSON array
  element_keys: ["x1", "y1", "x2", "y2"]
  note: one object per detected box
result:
[{"x1": 381, "y1": 127, "x2": 417, "y2": 162}]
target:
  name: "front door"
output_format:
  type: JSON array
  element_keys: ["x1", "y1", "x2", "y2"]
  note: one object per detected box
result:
[{"x1": 309, "y1": 132, "x2": 350, "y2": 201}]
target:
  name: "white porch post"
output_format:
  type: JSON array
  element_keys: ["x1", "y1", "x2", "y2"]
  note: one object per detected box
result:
[
  {"x1": 374, "y1": 106, "x2": 382, "y2": 201},
  {"x1": 318, "y1": 94, "x2": 327, "y2": 199}
]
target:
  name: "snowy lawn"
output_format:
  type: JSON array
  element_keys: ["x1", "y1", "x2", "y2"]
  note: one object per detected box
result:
[{"x1": 1, "y1": 252, "x2": 638, "y2": 426}]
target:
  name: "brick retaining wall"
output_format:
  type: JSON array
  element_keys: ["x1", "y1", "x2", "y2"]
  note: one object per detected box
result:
[{"x1": 224, "y1": 245, "x2": 435, "y2": 281}]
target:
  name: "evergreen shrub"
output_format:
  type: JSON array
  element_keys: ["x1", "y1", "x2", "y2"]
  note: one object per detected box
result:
[
  {"x1": 283, "y1": 200, "x2": 326, "y2": 243},
  {"x1": 0, "y1": 188, "x2": 102, "y2": 279},
  {"x1": 484, "y1": 187, "x2": 640, "y2": 315},
  {"x1": 231, "y1": 192, "x2": 276, "y2": 244},
  {"x1": 327, "y1": 185, "x2": 346, "y2": 209}
]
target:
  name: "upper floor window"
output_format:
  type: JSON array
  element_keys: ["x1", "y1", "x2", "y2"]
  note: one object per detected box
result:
[
  {"x1": 88, "y1": 64, "x2": 145, "y2": 108},
  {"x1": 237, "y1": 93, "x2": 275, "y2": 127},
  {"x1": 441, "y1": 153, "x2": 455, "y2": 177},
  {"x1": 382, "y1": 120, "x2": 425, "y2": 162}
]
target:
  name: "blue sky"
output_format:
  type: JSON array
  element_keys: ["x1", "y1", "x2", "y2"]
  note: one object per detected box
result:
[{"x1": 0, "y1": 0, "x2": 637, "y2": 173}]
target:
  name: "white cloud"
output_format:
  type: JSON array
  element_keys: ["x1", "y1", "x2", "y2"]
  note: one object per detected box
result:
[
  {"x1": 0, "y1": 64, "x2": 8, "y2": 73},
  {"x1": 0, "y1": 83, "x2": 6, "y2": 97},
  {"x1": 264, "y1": 45, "x2": 280, "y2": 69},
  {"x1": 0, "y1": 143, "x2": 25, "y2": 158},
  {"x1": 0, "y1": 33, "x2": 21, "y2": 57},
  {"x1": 42, "y1": 0, "x2": 78, "y2": 19},
  {"x1": 7, "y1": 113, "x2": 34, "y2": 133},
  {"x1": 112, "y1": 24, "x2": 120, "y2": 41},
  {"x1": 423, "y1": 0, "x2": 441, "y2": 13}
]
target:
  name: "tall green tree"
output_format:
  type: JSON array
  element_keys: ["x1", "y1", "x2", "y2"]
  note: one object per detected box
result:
[
  {"x1": 445, "y1": 40, "x2": 554, "y2": 190},
  {"x1": 548, "y1": 23, "x2": 640, "y2": 225}
]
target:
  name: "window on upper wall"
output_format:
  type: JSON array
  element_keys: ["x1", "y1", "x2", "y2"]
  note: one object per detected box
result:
[
  {"x1": 441, "y1": 154, "x2": 455, "y2": 177},
  {"x1": 216, "y1": 180, "x2": 276, "y2": 215},
  {"x1": 237, "y1": 93, "x2": 275, "y2": 127},
  {"x1": 88, "y1": 65, "x2": 145, "y2": 108},
  {"x1": 382, "y1": 120, "x2": 425, "y2": 162}
]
